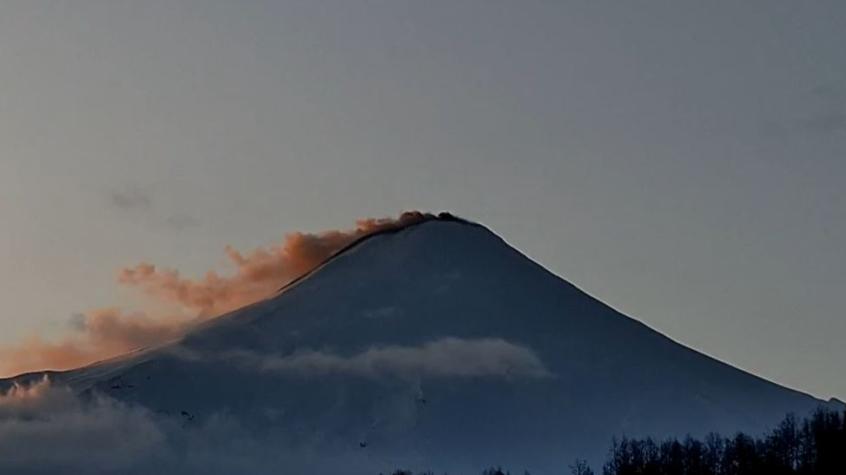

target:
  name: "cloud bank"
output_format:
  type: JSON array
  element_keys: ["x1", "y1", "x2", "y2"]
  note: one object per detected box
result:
[
  {"x1": 0, "y1": 377, "x2": 165, "y2": 472},
  {"x1": 0, "y1": 212, "x2": 434, "y2": 377},
  {"x1": 0, "y1": 377, "x2": 435, "y2": 474},
  {"x1": 225, "y1": 338, "x2": 552, "y2": 381}
]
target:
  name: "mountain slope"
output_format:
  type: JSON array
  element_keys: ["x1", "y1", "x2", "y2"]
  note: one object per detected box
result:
[{"x1": 1, "y1": 216, "x2": 835, "y2": 473}]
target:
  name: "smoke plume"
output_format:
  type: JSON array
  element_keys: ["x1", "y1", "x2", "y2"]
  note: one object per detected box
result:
[
  {"x1": 0, "y1": 212, "x2": 434, "y2": 376},
  {"x1": 117, "y1": 211, "x2": 433, "y2": 316}
]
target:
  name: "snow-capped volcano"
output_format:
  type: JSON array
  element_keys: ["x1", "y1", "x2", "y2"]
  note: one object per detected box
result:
[{"x1": 1, "y1": 215, "x2": 836, "y2": 474}]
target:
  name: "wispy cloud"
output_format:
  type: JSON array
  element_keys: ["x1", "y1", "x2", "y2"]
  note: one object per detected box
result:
[
  {"x1": 764, "y1": 81, "x2": 846, "y2": 137},
  {"x1": 191, "y1": 338, "x2": 552, "y2": 381},
  {"x1": 798, "y1": 111, "x2": 846, "y2": 134},
  {"x1": 105, "y1": 186, "x2": 201, "y2": 231},
  {"x1": 811, "y1": 79, "x2": 846, "y2": 101},
  {"x1": 163, "y1": 213, "x2": 201, "y2": 231},
  {"x1": 798, "y1": 81, "x2": 846, "y2": 135},
  {"x1": 108, "y1": 188, "x2": 153, "y2": 211}
]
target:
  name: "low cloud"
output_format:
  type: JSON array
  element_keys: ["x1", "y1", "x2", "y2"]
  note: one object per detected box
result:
[
  {"x1": 0, "y1": 378, "x2": 419, "y2": 474},
  {"x1": 217, "y1": 338, "x2": 552, "y2": 381},
  {"x1": 0, "y1": 337, "x2": 547, "y2": 474},
  {"x1": 0, "y1": 377, "x2": 165, "y2": 472},
  {"x1": 0, "y1": 212, "x2": 435, "y2": 377}
]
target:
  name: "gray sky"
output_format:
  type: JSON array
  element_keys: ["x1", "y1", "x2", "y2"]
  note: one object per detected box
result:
[{"x1": 1, "y1": 1, "x2": 844, "y2": 399}]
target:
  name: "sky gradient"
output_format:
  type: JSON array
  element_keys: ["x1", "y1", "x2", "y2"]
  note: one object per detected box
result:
[{"x1": 1, "y1": 1, "x2": 844, "y2": 399}]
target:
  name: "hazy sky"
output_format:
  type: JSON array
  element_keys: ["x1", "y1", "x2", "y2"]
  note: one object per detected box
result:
[{"x1": 1, "y1": 1, "x2": 844, "y2": 399}]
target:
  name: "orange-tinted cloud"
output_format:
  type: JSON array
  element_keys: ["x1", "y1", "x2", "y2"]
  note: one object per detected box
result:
[
  {"x1": 0, "y1": 212, "x2": 433, "y2": 377},
  {"x1": 117, "y1": 211, "x2": 434, "y2": 317},
  {"x1": 0, "y1": 308, "x2": 190, "y2": 376}
]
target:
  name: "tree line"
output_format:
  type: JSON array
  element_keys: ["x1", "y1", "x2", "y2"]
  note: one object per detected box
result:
[{"x1": 384, "y1": 408, "x2": 846, "y2": 475}]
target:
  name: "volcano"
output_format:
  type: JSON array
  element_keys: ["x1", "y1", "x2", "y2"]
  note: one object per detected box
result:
[{"x1": 1, "y1": 214, "x2": 836, "y2": 474}]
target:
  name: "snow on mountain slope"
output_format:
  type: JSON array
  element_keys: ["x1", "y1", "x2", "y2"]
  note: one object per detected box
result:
[{"x1": 0, "y1": 215, "x2": 836, "y2": 474}]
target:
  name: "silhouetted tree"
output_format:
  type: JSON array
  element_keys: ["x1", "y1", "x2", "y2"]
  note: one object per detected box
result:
[
  {"x1": 599, "y1": 409, "x2": 846, "y2": 475},
  {"x1": 570, "y1": 458, "x2": 594, "y2": 475}
]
